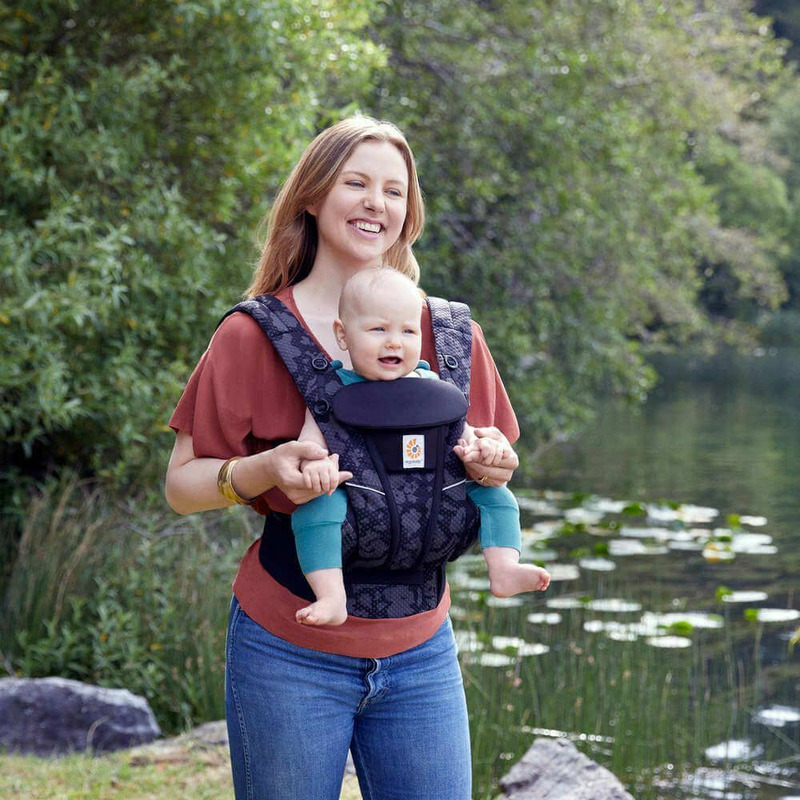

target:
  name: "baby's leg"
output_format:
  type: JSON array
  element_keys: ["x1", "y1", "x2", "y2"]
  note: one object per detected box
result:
[
  {"x1": 483, "y1": 546, "x2": 551, "y2": 598},
  {"x1": 297, "y1": 568, "x2": 348, "y2": 626},
  {"x1": 467, "y1": 483, "x2": 550, "y2": 597},
  {"x1": 291, "y1": 489, "x2": 349, "y2": 626}
]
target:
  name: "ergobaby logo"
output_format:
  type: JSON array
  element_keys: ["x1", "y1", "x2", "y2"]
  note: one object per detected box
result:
[{"x1": 402, "y1": 434, "x2": 425, "y2": 469}]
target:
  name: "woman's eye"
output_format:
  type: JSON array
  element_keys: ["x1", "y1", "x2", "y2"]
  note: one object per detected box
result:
[
  {"x1": 387, "y1": 188, "x2": 403, "y2": 198},
  {"x1": 346, "y1": 180, "x2": 364, "y2": 188}
]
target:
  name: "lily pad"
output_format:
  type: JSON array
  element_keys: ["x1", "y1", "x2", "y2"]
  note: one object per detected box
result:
[
  {"x1": 609, "y1": 539, "x2": 669, "y2": 556},
  {"x1": 588, "y1": 498, "x2": 628, "y2": 514},
  {"x1": 642, "y1": 611, "x2": 725, "y2": 630},
  {"x1": 739, "y1": 515, "x2": 767, "y2": 527},
  {"x1": 527, "y1": 612, "x2": 563, "y2": 625},
  {"x1": 668, "y1": 540, "x2": 706, "y2": 552},
  {"x1": 486, "y1": 596, "x2": 524, "y2": 609},
  {"x1": 619, "y1": 526, "x2": 673, "y2": 540},
  {"x1": 720, "y1": 590, "x2": 768, "y2": 604},
  {"x1": 517, "y1": 642, "x2": 550, "y2": 656},
  {"x1": 492, "y1": 635, "x2": 526, "y2": 650},
  {"x1": 578, "y1": 557, "x2": 617, "y2": 572},
  {"x1": 730, "y1": 532, "x2": 774, "y2": 553},
  {"x1": 516, "y1": 496, "x2": 562, "y2": 515},
  {"x1": 753, "y1": 608, "x2": 800, "y2": 624},
  {"x1": 527, "y1": 521, "x2": 563, "y2": 538},
  {"x1": 454, "y1": 630, "x2": 484, "y2": 653},
  {"x1": 646, "y1": 635, "x2": 693, "y2": 649},
  {"x1": 647, "y1": 504, "x2": 718, "y2": 524},
  {"x1": 547, "y1": 564, "x2": 581, "y2": 581},
  {"x1": 587, "y1": 598, "x2": 642, "y2": 613},
  {"x1": 478, "y1": 652, "x2": 515, "y2": 667},
  {"x1": 564, "y1": 507, "x2": 606, "y2": 525},
  {"x1": 702, "y1": 542, "x2": 735, "y2": 562},
  {"x1": 704, "y1": 738, "x2": 762, "y2": 762},
  {"x1": 546, "y1": 596, "x2": 586, "y2": 610},
  {"x1": 752, "y1": 705, "x2": 800, "y2": 728},
  {"x1": 674, "y1": 504, "x2": 720, "y2": 524},
  {"x1": 607, "y1": 630, "x2": 639, "y2": 642}
]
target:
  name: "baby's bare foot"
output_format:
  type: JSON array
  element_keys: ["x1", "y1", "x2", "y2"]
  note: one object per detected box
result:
[
  {"x1": 296, "y1": 597, "x2": 348, "y2": 627},
  {"x1": 489, "y1": 564, "x2": 551, "y2": 598}
]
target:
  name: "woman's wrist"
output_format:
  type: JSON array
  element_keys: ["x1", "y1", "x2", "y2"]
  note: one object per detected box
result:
[
  {"x1": 218, "y1": 458, "x2": 256, "y2": 505},
  {"x1": 225, "y1": 450, "x2": 277, "y2": 503}
]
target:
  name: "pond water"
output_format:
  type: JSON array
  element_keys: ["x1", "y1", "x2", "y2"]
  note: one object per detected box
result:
[{"x1": 451, "y1": 348, "x2": 800, "y2": 799}]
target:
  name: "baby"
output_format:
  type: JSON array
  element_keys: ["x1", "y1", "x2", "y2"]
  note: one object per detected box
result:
[{"x1": 291, "y1": 267, "x2": 550, "y2": 625}]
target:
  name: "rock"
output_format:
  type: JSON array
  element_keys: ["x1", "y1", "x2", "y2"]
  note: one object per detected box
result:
[
  {"x1": 499, "y1": 738, "x2": 635, "y2": 800},
  {"x1": 128, "y1": 720, "x2": 229, "y2": 766},
  {"x1": 0, "y1": 676, "x2": 161, "y2": 756}
]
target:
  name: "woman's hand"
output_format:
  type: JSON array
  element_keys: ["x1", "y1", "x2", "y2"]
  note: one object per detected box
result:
[
  {"x1": 257, "y1": 441, "x2": 352, "y2": 505},
  {"x1": 453, "y1": 426, "x2": 519, "y2": 487}
]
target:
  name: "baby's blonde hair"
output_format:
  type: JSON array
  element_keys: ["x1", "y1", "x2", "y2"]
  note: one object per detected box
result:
[{"x1": 338, "y1": 267, "x2": 423, "y2": 321}]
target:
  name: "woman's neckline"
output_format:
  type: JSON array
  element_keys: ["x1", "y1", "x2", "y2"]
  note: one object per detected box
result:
[{"x1": 283, "y1": 284, "x2": 335, "y2": 361}]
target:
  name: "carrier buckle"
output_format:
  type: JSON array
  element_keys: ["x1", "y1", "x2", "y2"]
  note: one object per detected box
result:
[{"x1": 313, "y1": 399, "x2": 331, "y2": 419}]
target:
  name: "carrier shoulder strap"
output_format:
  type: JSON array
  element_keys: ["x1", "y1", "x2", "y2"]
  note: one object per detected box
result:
[
  {"x1": 220, "y1": 294, "x2": 353, "y2": 450},
  {"x1": 426, "y1": 296, "x2": 472, "y2": 396}
]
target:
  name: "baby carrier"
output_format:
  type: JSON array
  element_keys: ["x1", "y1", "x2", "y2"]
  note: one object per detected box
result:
[{"x1": 223, "y1": 294, "x2": 480, "y2": 618}]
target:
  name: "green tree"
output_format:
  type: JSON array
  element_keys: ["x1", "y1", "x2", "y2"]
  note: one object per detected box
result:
[
  {"x1": 765, "y1": 80, "x2": 800, "y2": 315},
  {"x1": 366, "y1": 0, "x2": 791, "y2": 454},
  {"x1": 0, "y1": 0, "x2": 383, "y2": 491}
]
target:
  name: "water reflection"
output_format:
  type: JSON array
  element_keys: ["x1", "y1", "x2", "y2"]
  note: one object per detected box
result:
[{"x1": 455, "y1": 349, "x2": 800, "y2": 800}]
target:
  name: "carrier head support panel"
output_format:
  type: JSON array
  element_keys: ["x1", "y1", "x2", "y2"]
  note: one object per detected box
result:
[{"x1": 222, "y1": 294, "x2": 480, "y2": 618}]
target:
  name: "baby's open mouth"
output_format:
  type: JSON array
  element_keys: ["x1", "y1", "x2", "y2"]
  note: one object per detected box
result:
[{"x1": 379, "y1": 357, "x2": 402, "y2": 365}]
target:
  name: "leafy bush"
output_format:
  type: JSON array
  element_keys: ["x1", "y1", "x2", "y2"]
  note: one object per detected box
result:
[
  {"x1": 1, "y1": 476, "x2": 258, "y2": 732},
  {"x1": 0, "y1": 0, "x2": 383, "y2": 486}
]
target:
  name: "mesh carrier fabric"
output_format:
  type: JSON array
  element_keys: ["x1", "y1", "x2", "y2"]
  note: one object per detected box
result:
[{"x1": 221, "y1": 294, "x2": 480, "y2": 618}]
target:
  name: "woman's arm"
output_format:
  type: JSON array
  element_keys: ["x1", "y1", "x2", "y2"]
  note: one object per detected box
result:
[{"x1": 165, "y1": 430, "x2": 351, "y2": 515}]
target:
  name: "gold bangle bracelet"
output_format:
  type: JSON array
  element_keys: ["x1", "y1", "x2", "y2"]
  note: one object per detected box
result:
[{"x1": 217, "y1": 457, "x2": 255, "y2": 506}]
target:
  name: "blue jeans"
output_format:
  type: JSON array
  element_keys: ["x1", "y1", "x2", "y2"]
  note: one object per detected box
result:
[{"x1": 225, "y1": 597, "x2": 471, "y2": 800}]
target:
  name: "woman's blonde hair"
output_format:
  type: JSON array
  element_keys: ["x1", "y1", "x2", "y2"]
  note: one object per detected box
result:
[{"x1": 247, "y1": 116, "x2": 425, "y2": 297}]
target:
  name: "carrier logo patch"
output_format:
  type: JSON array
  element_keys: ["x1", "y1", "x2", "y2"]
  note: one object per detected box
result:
[{"x1": 402, "y1": 435, "x2": 425, "y2": 469}]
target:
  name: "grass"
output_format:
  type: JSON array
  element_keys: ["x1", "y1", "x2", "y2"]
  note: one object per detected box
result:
[
  {"x1": 0, "y1": 750, "x2": 232, "y2": 800},
  {"x1": 0, "y1": 746, "x2": 363, "y2": 800}
]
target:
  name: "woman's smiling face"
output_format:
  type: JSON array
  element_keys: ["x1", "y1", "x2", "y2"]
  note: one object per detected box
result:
[{"x1": 310, "y1": 140, "x2": 409, "y2": 271}]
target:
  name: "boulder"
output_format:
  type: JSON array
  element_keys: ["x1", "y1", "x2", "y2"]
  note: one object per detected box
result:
[
  {"x1": 0, "y1": 676, "x2": 161, "y2": 756},
  {"x1": 499, "y1": 737, "x2": 635, "y2": 800}
]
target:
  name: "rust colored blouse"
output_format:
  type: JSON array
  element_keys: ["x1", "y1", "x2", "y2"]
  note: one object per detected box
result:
[{"x1": 169, "y1": 287, "x2": 519, "y2": 657}]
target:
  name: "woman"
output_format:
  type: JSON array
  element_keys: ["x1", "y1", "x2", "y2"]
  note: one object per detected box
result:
[{"x1": 165, "y1": 116, "x2": 520, "y2": 800}]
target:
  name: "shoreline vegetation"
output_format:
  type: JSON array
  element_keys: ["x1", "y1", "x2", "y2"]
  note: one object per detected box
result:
[{"x1": 3, "y1": 470, "x2": 800, "y2": 799}]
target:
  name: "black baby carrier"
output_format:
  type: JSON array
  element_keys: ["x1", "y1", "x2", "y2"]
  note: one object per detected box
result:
[{"x1": 223, "y1": 294, "x2": 480, "y2": 618}]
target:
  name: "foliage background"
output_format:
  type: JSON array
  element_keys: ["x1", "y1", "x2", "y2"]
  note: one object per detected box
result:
[{"x1": 3, "y1": 0, "x2": 799, "y2": 492}]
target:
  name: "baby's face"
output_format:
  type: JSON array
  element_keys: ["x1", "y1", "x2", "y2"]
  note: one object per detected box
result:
[{"x1": 338, "y1": 283, "x2": 422, "y2": 381}]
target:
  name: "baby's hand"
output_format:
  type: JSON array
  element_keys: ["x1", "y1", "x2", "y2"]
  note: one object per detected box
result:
[
  {"x1": 300, "y1": 453, "x2": 342, "y2": 495},
  {"x1": 460, "y1": 435, "x2": 510, "y2": 468}
]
